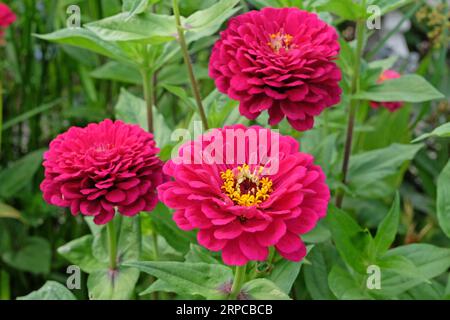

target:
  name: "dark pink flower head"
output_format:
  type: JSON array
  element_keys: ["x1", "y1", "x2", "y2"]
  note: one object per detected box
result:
[
  {"x1": 0, "y1": 3, "x2": 16, "y2": 44},
  {"x1": 370, "y1": 70, "x2": 404, "y2": 112},
  {"x1": 158, "y1": 124, "x2": 330, "y2": 265},
  {"x1": 209, "y1": 7, "x2": 342, "y2": 131},
  {"x1": 41, "y1": 119, "x2": 164, "y2": 225}
]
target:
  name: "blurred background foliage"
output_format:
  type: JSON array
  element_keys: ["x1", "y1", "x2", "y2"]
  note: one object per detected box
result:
[{"x1": 0, "y1": 0, "x2": 449, "y2": 300}]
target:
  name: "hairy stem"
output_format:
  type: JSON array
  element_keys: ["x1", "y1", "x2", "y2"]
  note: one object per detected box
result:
[
  {"x1": 172, "y1": 0, "x2": 209, "y2": 130},
  {"x1": 335, "y1": 9, "x2": 366, "y2": 208},
  {"x1": 228, "y1": 264, "x2": 247, "y2": 300}
]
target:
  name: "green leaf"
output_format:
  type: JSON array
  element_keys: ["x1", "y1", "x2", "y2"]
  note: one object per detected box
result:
[
  {"x1": 139, "y1": 279, "x2": 179, "y2": 297},
  {"x1": 373, "y1": 192, "x2": 400, "y2": 256},
  {"x1": 368, "y1": 56, "x2": 398, "y2": 72},
  {"x1": 242, "y1": 279, "x2": 291, "y2": 300},
  {"x1": 353, "y1": 75, "x2": 444, "y2": 103},
  {"x1": 87, "y1": 266, "x2": 140, "y2": 300},
  {"x1": 0, "y1": 149, "x2": 44, "y2": 199},
  {"x1": 413, "y1": 122, "x2": 450, "y2": 142},
  {"x1": 326, "y1": 205, "x2": 373, "y2": 274},
  {"x1": 317, "y1": 0, "x2": 364, "y2": 20},
  {"x1": 0, "y1": 202, "x2": 21, "y2": 220},
  {"x1": 379, "y1": 244, "x2": 450, "y2": 297},
  {"x1": 401, "y1": 280, "x2": 445, "y2": 300},
  {"x1": 304, "y1": 244, "x2": 337, "y2": 300},
  {"x1": 125, "y1": 261, "x2": 233, "y2": 299},
  {"x1": 115, "y1": 88, "x2": 172, "y2": 148},
  {"x1": 91, "y1": 61, "x2": 142, "y2": 84},
  {"x1": 437, "y1": 160, "x2": 450, "y2": 237},
  {"x1": 348, "y1": 143, "x2": 423, "y2": 191},
  {"x1": 57, "y1": 235, "x2": 104, "y2": 274},
  {"x1": 91, "y1": 216, "x2": 141, "y2": 265},
  {"x1": 86, "y1": 12, "x2": 177, "y2": 44},
  {"x1": 368, "y1": 0, "x2": 415, "y2": 15},
  {"x1": 162, "y1": 84, "x2": 196, "y2": 111},
  {"x1": 445, "y1": 274, "x2": 450, "y2": 299},
  {"x1": 150, "y1": 203, "x2": 196, "y2": 254},
  {"x1": 2, "y1": 99, "x2": 62, "y2": 131},
  {"x1": 122, "y1": 0, "x2": 150, "y2": 17},
  {"x1": 377, "y1": 254, "x2": 425, "y2": 280},
  {"x1": 301, "y1": 220, "x2": 332, "y2": 244},
  {"x1": 17, "y1": 281, "x2": 76, "y2": 300},
  {"x1": 2, "y1": 236, "x2": 51, "y2": 274},
  {"x1": 184, "y1": 0, "x2": 241, "y2": 42},
  {"x1": 328, "y1": 265, "x2": 372, "y2": 300},
  {"x1": 35, "y1": 28, "x2": 130, "y2": 63},
  {"x1": 185, "y1": 244, "x2": 219, "y2": 264},
  {"x1": 268, "y1": 259, "x2": 302, "y2": 295}
]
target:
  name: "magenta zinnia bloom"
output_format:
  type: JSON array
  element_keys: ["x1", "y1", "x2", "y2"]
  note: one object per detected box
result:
[
  {"x1": 209, "y1": 7, "x2": 342, "y2": 131},
  {"x1": 370, "y1": 70, "x2": 404, "y2": 112},
  {"x1": 158, "y1": 125, "x2": 330, "y2": 265},
  {"x1": 41, "y1": 119, "x2": 164, "y2": 225},
  {"x1": 0, "y1": 3, "x2": 16, "y2": 44}
]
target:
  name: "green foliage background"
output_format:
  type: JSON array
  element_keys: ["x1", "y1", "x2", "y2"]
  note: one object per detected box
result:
[{"x1": 0, "y1": 0, "x2": 449, "y2": 300}]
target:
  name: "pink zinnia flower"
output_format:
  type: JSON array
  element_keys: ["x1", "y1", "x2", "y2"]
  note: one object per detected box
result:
[
  {"x1": 0, "y1": 3, "x2": 16, "y2": 44},
  {"x1": 370, "y1": 70, "x2": 404, "y2": 112},
  {"x1": 209, "y1": 7, "x2": 342, "y2": 131},
  {"x1": 41, "y1": 119, "x2": 164, "y2": 225},
  {"x1": 158, "y1": 125, "x2": 330, "y2": 265}
]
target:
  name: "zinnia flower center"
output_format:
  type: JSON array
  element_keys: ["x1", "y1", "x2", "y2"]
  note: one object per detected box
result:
[
  {"x1": 267, "y1": 29, "x2": 294, "y2": 53},
  {"x1": 220, "y1": 164, "x2": 273, "y2": 207}
]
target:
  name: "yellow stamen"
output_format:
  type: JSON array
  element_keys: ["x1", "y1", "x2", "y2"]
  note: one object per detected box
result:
[
  {"x1": 220, "y1": 164, "x2": 273, "y2": 207},
  {"x1": 268, "y1": 30, "x2": 295, "y2": 53}
]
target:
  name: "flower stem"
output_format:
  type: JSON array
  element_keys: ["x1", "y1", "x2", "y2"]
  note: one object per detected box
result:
[
  {"x1": 0, "y1": 269, "x2": 10, "y2": 300},
  {"x1": 172, "y1": 0, "x2": 209, "y2": 130},
  {"x1": 335, "y1": 8, "x2": 366, "y2": 208},
  {"x1": 228, "y1": 264, "x2": 247, "y2": 300},
  {"x1": 152, "y1": 228, "x2": 159, "y2": 261},
  {"x1": 141, "y1": 69, "x2": 154, "y2": 132},
  {"x1": 0, "y1": 78, "x2": 3, "y2": 158},
  {"x1": 107, "y1": 219, "x2": 118, "y2": 270}
]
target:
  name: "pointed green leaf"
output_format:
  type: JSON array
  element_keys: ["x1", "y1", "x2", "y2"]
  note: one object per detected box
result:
[
  {"x1": 57, "y1": 235, "x2": 104, "y2": 274},
  {"x1": 124, "y1": 261, "x2": 232, "y2": 299},
  {"x1": 437, "y1": 160, "x2": 450, "y2": 237},
  {"x1": 2, "y1": 236, "x2": 51, "y2": 274},
  {"x1": 326, "y1": 205, "x2": 374, "y2": 274},
  {"x1": 86, "y1": 12, "x2": 177, "y2": 43},
  {"x1": 304, "y1": 244, "x2": 337, "y2": 300},
  {"x1": 0, "y1": 149, "x2": 45, "y2": 199},
  {"x1": 413, "y1": 122, "x2": 450, "y2": 143},
  {"x1": 353, "y1": 75, "x2": 444, "y2": 103},
  {"x1": 87, "y1": 266, "x2": 140, "y2": 300},
  {"x1": 242, "y1": 279, "x2": 291, "y2": 300},
  {"x1": 348, "y1": 143, "x2": 423, "y2": 190},
  {"x1": 373, "y1": 192, "x2": 400, "y2": 256},
  {"x1": 35, "y1": 28, "x2": 130, "y2": 63},
  {"x1": 0, "y1": 202, "x2": 21, "y2": 220},
  {"x1": 17, "y1": 281, "x2": 76, "y2": 300}
]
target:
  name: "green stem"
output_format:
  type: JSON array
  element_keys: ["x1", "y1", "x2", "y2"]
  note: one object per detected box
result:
[
  {"x1": 152, "y1": 229, "x2": 159, "y2": 261},
  {"x1": 172, "y1": 0, "x2": 209, "y2": 130},
  {"x1": 107, "y1": 219, "x2": 118, "y2": 270},
  {"x1": 0, "y1": 269, "x2": 10, "y2": 300},
  {"x1": 228, "y1": 264, "x2": 247, "y2": 300},
  {"x1": 0, "y1": 78, "x2": 3, "y2": 158},
  {"x1": 141, "y1": 69, "x2": 154, "y2": 132},
  {"x1": 267, "y1": 246, "x2": 276, "y2": 266},
  {"x1": 335, "y1": 7, "x2": 366, "y2": 208}
]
